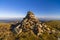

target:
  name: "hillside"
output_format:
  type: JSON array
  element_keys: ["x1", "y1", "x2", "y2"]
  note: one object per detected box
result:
[{"x1": 0, "y1": 11, "x2": 60, "y2": 40}]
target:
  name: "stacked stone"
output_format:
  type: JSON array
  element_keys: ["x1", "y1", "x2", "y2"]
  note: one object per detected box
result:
[
  {"x1": 14, "y1": 11, "x2": 53, "y2": 36},
  {"x1": 18, "y1": 11, "x2": 43, "y2": 35}
]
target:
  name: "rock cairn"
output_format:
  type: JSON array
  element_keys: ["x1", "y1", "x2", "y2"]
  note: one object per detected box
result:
[{"x1": 12, "y1": 11, "x2": 56, "y2": 36}]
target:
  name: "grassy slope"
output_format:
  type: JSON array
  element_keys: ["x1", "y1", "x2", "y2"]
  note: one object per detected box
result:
[
  {"x1": 0, "y1": 20, "x2": 60, "y2": 40},
  {"x1": 45, "y1": 20, "x2": 60, "y2": 30},
  {"x1": 45, "y1": 20, "x2": 60, "y2": 38}
]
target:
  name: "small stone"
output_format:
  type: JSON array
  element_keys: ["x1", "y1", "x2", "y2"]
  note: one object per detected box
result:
[
  {"x1": 47, "y1": 28, "x2": 50, "y2": 31},
  {"x1": 52, "y1": 30, "x2": 56, "y2": 33}
]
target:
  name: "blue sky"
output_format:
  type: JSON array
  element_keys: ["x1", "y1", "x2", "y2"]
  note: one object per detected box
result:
[{"x1": 0, "y1": 0, "x2": 60, "y2": 18}]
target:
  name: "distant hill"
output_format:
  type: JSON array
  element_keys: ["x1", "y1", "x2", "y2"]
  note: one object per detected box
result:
[
  {"x1": 39, "y1": 18, "x2": 60, "y2": 22},
  {"x1": 0, "y1": 18, "x2": 23, "y2": 23}
]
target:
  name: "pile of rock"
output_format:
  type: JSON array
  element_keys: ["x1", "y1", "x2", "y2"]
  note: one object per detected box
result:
[{"x1": 12, "y1": 11, "x2": 56, "y2": 36}]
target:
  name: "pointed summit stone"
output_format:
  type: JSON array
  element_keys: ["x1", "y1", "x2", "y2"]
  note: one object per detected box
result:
[{"x1": 25, "y1": 11, "x2": 36, "y2": 19}]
